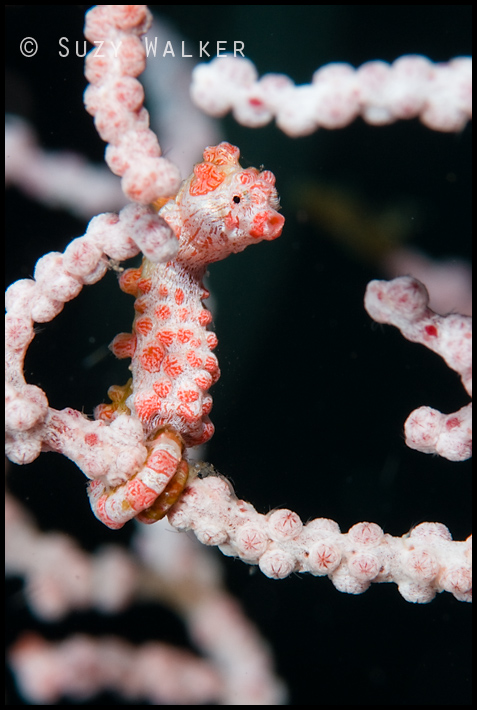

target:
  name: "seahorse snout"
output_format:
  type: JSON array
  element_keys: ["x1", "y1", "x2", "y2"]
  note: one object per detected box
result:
[{"x1": 250, "y1": 210, "x2": 285, "y2": 240}]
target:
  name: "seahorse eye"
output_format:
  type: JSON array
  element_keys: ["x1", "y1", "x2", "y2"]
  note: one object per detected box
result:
[{"x1": 232, "y1": 195, "x2": 241, "y2": 204}]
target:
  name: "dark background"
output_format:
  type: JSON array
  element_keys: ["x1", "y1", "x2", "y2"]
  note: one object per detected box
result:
[{"x1": 6, "y1": 5, "x2": 472, "y2": 705}]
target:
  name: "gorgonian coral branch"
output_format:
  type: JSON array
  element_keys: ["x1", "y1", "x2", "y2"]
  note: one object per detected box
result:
[{"x1": 191, "y1": 54, "x2": 472, "y2": 136}]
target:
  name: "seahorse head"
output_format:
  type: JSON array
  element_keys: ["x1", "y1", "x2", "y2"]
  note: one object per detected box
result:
[{"x1": 161, "y1": 143, "x2": 284, "y2": 267}]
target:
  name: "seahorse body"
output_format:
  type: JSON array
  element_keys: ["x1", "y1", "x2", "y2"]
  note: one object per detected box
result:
[{"x1": 108, "y1": 143, "x2": 284, "y2": 447}]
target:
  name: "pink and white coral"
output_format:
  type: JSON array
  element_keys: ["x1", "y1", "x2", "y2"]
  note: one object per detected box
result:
[{"x1": 4, "y1": 4, "x2": 472, "y2": 708}]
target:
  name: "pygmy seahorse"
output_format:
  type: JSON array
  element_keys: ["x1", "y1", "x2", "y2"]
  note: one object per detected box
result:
[{"x1": 89, "y1": 143, "x2": 284, "y2": 528}]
